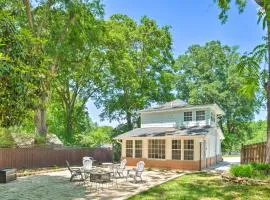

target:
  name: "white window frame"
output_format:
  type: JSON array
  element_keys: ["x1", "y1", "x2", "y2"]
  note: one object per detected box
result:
[
  {"x1": 184, "y1": 140, "x2": 194, "y2": 160},
  {"x1": 172, "y1": 140, "x2": 181, "y2": 160},
  {"x1": 126, "y1": 140, "x2": 133, "y2": 158},
  {"x1": 196, "y1": 111, "x2": 205, "y2": 121},
  {"x1": 184, "y1": 111, "x2": 192, "y2": 121},
  {"x1": 148, "y1": 139, "x2": 166, "y2": 159}
]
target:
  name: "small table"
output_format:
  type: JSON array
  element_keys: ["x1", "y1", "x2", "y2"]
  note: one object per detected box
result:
[
  {"x1": 89, "y1": 168, "x2": 111, "y2": 184},
  {"x1": 101, "y1": 162, "x2": 114, "y2": 167}
]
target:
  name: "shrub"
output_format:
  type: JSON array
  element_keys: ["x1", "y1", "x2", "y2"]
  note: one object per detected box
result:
[
  {"x1": 250, "y1": 162, "x2": 270, "y2": 171},
  {"x1": 230, "y1": 164, "x2": 253, "y2": 178}
]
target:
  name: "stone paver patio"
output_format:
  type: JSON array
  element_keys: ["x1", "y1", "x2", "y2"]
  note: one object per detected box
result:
[{"x1": 0, "y1": 168, "x2": 183, "y2": 200}]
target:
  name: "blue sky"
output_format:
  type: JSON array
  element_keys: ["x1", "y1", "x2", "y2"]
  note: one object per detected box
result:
[{"x1": 87, "y1": 0, "x2": 266, "y2": 127}]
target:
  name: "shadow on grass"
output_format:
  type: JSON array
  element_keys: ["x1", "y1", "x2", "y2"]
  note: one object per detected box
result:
[{"x1": 128, "y1": 173, "x2": 270, "y2": 200}]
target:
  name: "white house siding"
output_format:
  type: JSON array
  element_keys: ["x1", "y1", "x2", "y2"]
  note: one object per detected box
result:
[{"x1": 141, "y1": 109, "x2": 212, "y2": 128}]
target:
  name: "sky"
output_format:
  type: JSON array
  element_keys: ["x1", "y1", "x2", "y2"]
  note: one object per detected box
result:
[{"x1": 86, "y1": 0, "x2": 266, "y2": 127}]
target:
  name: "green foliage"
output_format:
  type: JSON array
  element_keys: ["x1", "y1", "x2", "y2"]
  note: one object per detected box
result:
[
  {"x1": 251, "y1": 162, "x2": 270, "y2": 171},
  {"x1": 231, "y1": 163, "x2": 270, "y2": 178},
  {"x1": 0, "y1": 128, "x2": 15, "y2": 147},
  {"x1": 47, "y1": 95, "x2": 96, "y2": 145},
  {"x1": 34, "y1": 135, "x2": 46, "y2": 145},
  {"x1": 0, "y1": 1, "x2": 48, "y2": 127},
  {"x1": 230, "y1": 164, "x2": 253, "y2": 178},
  {"x1": 175, "y1": 41, "x2": 262, "y2": 153},
  {"x1": 78, "y1": 126, "x2": 113, "y2": 147},
  {"x1": 97, "y1": 14, "x2": 175, "y2": 130}
]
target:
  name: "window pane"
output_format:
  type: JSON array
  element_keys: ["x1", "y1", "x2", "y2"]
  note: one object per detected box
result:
[
  {"x1": 184, "y1": 112, "x2": 192, "y2": 121},
  {"x1": 126, "y1": 140, "x2": 133, "y2": 157},
  {"x1": 135, "y1": 140, "x2": 142, "y2": 158},
  {"x1": 184, "y1": 140, "x2": 194, "y2": 160},
  {"x1": 148, "y1": 139, "x2": 165, "y2": 159},
  {"x1": 196, "y1": 111, "x2": 205, "y2": 121}
]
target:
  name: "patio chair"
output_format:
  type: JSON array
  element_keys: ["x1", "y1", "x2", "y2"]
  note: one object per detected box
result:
[
  {"x1": 66, "y1": 160, "x2": 84, "y2": 182},
  {"x1": 126, "y1": 161, "x2": 145, "y2": 183},
  {"x1": 115, "y1": 159, "x2": 127, "y2": 177}
]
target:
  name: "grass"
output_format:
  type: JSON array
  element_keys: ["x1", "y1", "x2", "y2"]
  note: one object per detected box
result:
[{"x1": 128, "y1": 173, "x2": 270, "y2": 200}]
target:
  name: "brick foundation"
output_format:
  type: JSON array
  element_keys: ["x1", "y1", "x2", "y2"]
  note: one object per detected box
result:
[{"x1": 124, "y1": 155, "x2": 222, "y2": 171}]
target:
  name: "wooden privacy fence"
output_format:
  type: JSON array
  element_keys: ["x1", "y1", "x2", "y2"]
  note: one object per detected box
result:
[
  {"x1": 0, "y1": 147, "x2": 112, "y2": 169},
  {"x1": 241, "y1": 142, "x2": 266, "y2": 164}
]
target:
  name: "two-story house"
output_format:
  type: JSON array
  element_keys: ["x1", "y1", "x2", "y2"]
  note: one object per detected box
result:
[{"x1": 114, "y1": 99, "x2": 225, "y2": 170}]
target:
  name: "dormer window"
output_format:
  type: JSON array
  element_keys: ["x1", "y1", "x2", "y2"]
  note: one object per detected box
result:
[
  {"x1": 196, "y1": 111, "x2": 205, "y2": 121},
  {"x1": 184, "y1": 112, "x2": 192, "y2": 121}
]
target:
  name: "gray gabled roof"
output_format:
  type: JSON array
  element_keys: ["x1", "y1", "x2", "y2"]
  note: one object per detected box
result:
[
  {"x1": 114, "y1": 125, "x2": 214, "y2": 139},
  {"x1": 140, "y1": 99, "x2": 225, "y2": 115}
]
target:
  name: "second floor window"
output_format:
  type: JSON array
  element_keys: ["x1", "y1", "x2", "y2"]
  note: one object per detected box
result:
[
  {"x1": 184, "y1": 112, "x2": 192, "y2": 121},
  {"x1": 196, "y1": 111, "x2": 205, "y2": 121},
  {"x1": 135, "y1": 140, "x2": 142, "y2": 158},
  {"x1": 126, "y1": 140, "x2": 133, "y2": 157}
]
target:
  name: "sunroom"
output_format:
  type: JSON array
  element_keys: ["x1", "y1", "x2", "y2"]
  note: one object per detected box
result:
[{"x1": 114, "y1": 126, "x2": 223, "y2": 170}]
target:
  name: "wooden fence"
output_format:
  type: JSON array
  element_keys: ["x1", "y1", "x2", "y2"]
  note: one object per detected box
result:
[
  {"x1": 241, "y1": 142, "x2": 266, "y2": 164},
  {"x1": 0, "y1": 147, "x2": 112, "y2": 169}
]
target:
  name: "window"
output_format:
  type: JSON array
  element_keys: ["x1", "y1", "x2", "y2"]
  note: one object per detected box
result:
[
  {"x1": 148, "y1": 139, "x2": 165, "y2": 159},
  {"x1": 184, "y1": 112, "x2": 192, "y2": 121},
  {"x1": 211, "y1": 112, "x2": 215, "y2": 122},
  {"x1": 184, "y1": 140, "x2": 194, "y2": 160},
  {"x1": 135, "y1": 140, "x2": 142, "y2": 158},
  {"x1": 196, "y1": 111, "x2": 205, "y2": 121},
  {"x1": 126, "y1": 140, "x2": 133, "y2": 157},
  {"x1": 172, "y1": 140, "x2": 181, "y2": 160}
]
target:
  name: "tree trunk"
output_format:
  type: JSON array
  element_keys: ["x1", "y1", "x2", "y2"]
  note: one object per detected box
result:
[
  {"x1": 265, "y1": 21, "x2": 270, "y2": 163},
  {"x1": 65, "y1": 106, "x2": 73, "y2": 142},
  {"x1": 34, "y1": 92, "x2": 47, "y2": 137},
  {"x1": 126, "y1": 111, "x2": 133, "y2": 131}
]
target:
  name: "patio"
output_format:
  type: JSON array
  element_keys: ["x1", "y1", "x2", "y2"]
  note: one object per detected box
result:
[{"x1": 0, "y1": 168, "x2": 183, "y2": 200}]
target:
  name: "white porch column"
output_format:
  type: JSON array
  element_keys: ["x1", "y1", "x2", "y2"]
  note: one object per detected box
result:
[
  {"x1": 181, "y1": 139, "x2": 184, "y2": 160},
  {"x1": 122, "y1": 139, "x2": 126, "y2": 157},
  {"x1": 166, "y1": 138, "x2": 172, "y2": 160},
  {"x1": 132, "y1": 140, "x2": 135, "y2": 158},
  {"x1": 194, "y1": 139, "x2": 200, "y2": 161},
  {"x1": 142, "y1": 139, "x2": 148, "y2": 159}
]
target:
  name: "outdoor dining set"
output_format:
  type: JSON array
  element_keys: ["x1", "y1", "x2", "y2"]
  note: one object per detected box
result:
[{"x1": 66, "y1": 157, "x2": 145, "y2": 191}]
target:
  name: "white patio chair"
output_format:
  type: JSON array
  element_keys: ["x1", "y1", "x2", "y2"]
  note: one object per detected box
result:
[
  {"x1": 126, "y1": 161, "x2": 145, "y2": 183},
  {"x1": 115, "y1": 159, "x2": 127, "y2": 177},
  {"x1": 83, "y1": 157, "x2": 95, "y2": 171}
]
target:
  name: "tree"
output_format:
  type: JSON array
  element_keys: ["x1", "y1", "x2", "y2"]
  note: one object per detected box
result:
[
  {"x1": 97, "y1": 14, "x2": 175, "y2": 130},
  {"x1": 214, "y1": 0, "x2": 270, "y2": 162},
  {"x1": 175, "y1": 41, "x2": 261, "y2": 153},
  {"x1": 0, "y1": 1, "x2": 48, "y2": 128},
  {"x1": 47, "y1": 94, "x2": 96, "y2": 145},
  {"x1": 43, "y1": 0, "x2": 105, "y2": 141}
]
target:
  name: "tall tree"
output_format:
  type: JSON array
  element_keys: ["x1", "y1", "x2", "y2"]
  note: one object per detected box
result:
[
  {"x1": 214, "y1": 0, "x2": 270, "y2": 162},
  {"x1": 0, "y1": 1, "x2": 48, "y2": 128},
  {"x1": 97, "y1": 14, "x2": 174, "y2": 130},
  {"x1": 175, "y1": 41, "x2": 262, "y2": 153},
  {"x1": 44, "y1": 0, "x2": 105, "y2": 141}
]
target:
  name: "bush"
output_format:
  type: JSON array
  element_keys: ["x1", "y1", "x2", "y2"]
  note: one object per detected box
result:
[
  {"x1": 230, "y1": 164, "x2": 253, "y2": 178},
  {"x1": 250, "y1": 162, "x2": 270, "y2": 171}
]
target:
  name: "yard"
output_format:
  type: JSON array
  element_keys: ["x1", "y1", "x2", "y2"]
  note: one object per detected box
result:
[{"x1": 128, "y1": 173, "x2": 270, "y2": 200}]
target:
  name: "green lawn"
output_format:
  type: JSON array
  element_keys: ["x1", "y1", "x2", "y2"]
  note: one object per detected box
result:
[{"x1": 128, "y1": 173, "x2": 270, "y2": 200}]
